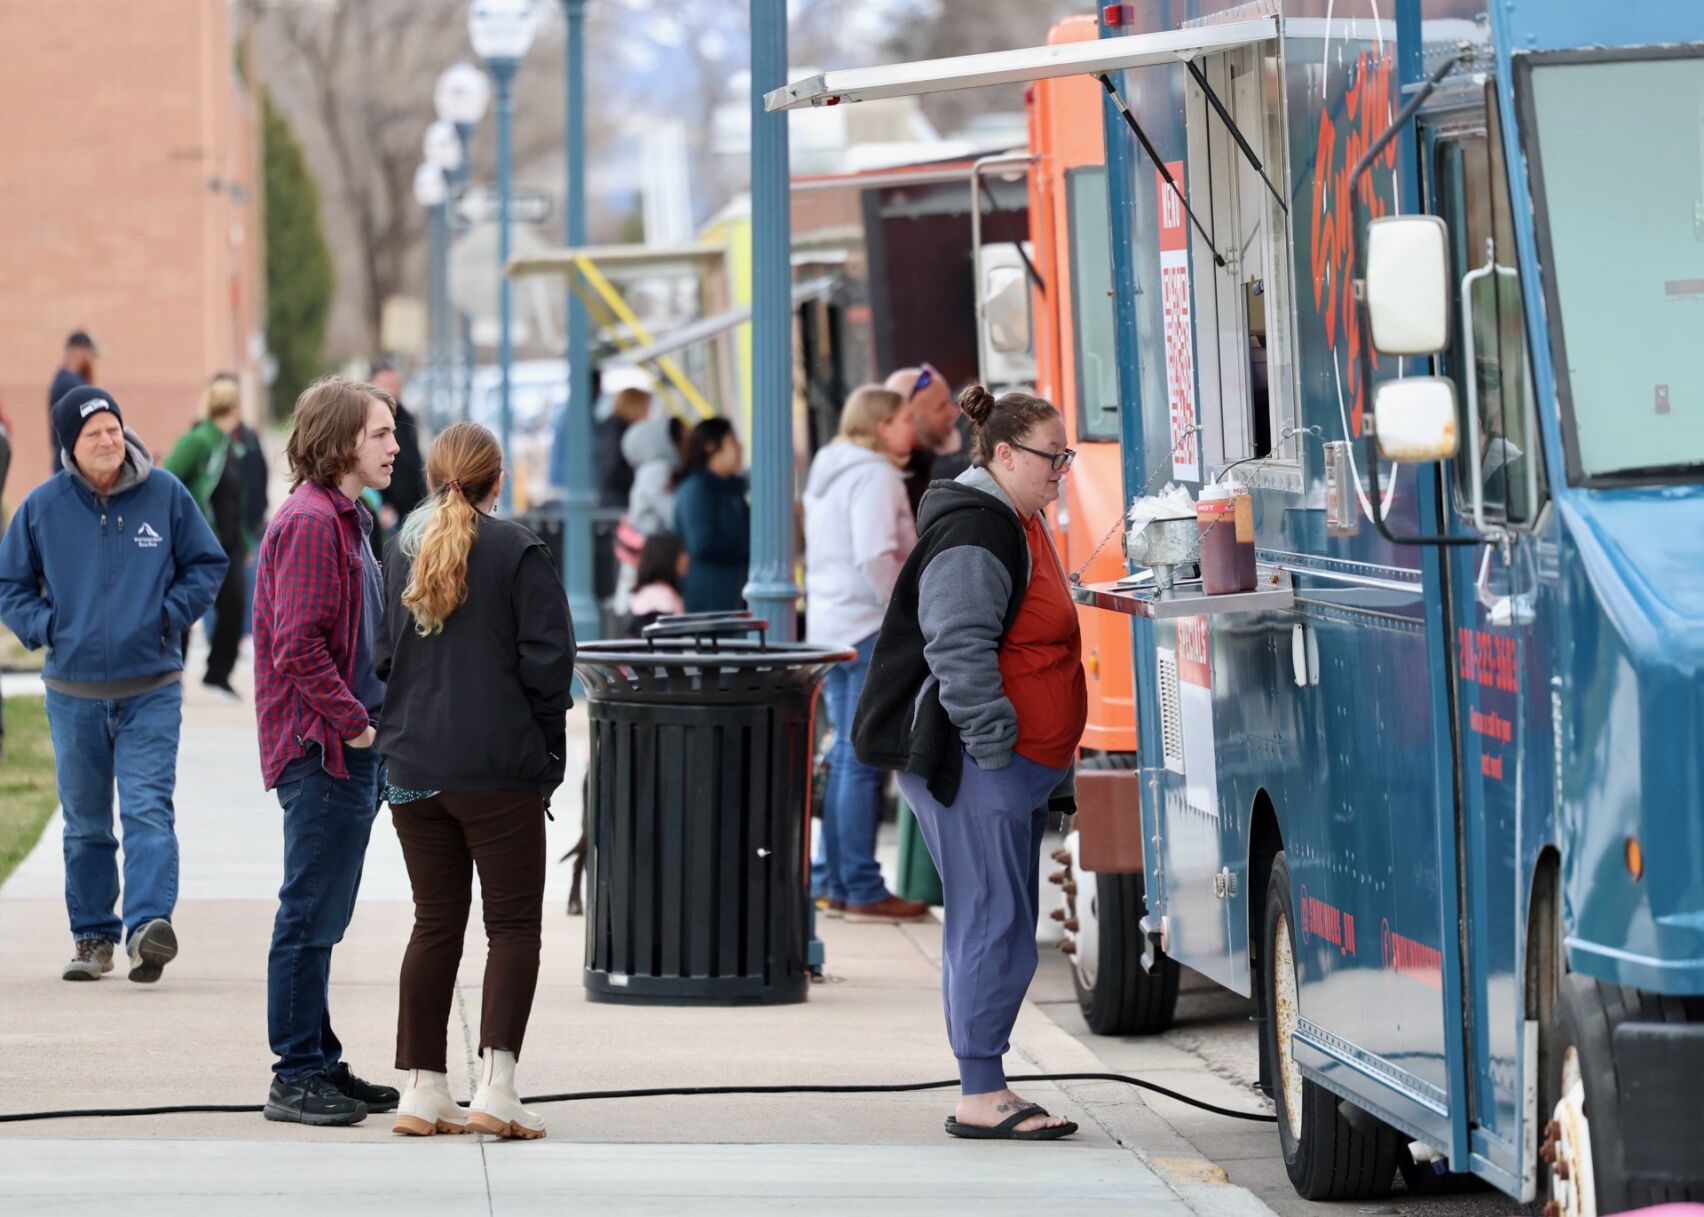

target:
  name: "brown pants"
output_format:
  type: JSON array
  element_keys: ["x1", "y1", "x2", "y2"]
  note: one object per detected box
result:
[{"x1": 392, "y1": 790, "x2": 546, "y2": 1072}]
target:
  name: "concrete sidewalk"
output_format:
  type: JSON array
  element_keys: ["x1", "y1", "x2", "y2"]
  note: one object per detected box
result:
[{"x1": 0, "y1": 670, "x2": 1276, "y2": 1216}]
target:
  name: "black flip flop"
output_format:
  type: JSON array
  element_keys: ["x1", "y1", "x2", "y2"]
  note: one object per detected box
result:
[{"x1": 945, "y1": 1103, "x2": 1078, "y2": 1141}]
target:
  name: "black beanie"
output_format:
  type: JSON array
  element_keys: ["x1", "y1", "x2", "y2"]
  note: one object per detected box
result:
[{"x1": 52, "y1": 386, "x2": 124, "y2": 460}]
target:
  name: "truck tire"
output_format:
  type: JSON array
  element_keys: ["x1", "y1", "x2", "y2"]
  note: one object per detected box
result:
[
  {"x1": 1545, "y1": 974, "x2": 1704, "y2": 1217},
  {"x1": 1262, "y1": 851, "x2": 1401, "y2": 1200},
  {"x1": 1061, "y1": 752, "x2": 1179, "y2": 1036},
  {"x1": 1067, "y1": 844, "x2": 1180, "y2": 1036}
]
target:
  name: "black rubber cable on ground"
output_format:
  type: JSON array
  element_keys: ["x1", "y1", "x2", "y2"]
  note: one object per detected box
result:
[{"x1": 0, "y1": 1072, "x2": 1275, "y2": 1125}]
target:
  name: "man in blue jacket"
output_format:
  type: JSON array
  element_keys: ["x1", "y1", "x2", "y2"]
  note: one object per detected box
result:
[{"x1": 0, "y1": 387, "x2": 226, "y2": 982}]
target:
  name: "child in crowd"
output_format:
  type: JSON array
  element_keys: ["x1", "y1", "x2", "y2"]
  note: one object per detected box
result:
[{"x1": 626, "y1": 531, "x2": 687, "y2": 635}]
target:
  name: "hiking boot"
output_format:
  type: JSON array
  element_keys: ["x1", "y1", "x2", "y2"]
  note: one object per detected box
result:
[
  {"x1": 467, "y1": 1049, "x2": 546, "y2": 1140},
  {"x1": 844, "y1": 895, "x2": 931, "y2": 924},
  {"x1": 62, "y1": 939, "x2": 116, "y2": 981},
  {"x1": 264, "y1": 1074, "x2": 368, "y2": 1126},
  {"x1": 126, "y1": 919, "x2": 178, "y2": 983},
  {"x1": 326, "y1": 1062, "x2": 400, "y2": 1113}
]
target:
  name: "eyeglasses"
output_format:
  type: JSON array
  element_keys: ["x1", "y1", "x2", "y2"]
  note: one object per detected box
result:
[
  {"x1": 1009, "y1": 441, "x2": 1077, "y2": 473},
  {"x1": 906, "y1": 363, "x2": 938, "y2": 402}
]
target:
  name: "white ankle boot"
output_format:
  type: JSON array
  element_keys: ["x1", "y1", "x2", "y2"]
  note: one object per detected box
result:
[
  {"x1": 467, "y1": 1049, "x2": 546, "y2": 1140},
  {"x1": 392, "y1": 1070, "x2": 469, "y2": 1136}
]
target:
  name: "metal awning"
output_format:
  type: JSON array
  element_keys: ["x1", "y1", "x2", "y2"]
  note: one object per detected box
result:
[
  {"x1": 606, "y1": 276, "x2": 839, "y2": 369},
  {"x1": 507, "y1": 242, "x2": 725, "y2": 278},
  {"x1": 765, "y1": 17, "x2": 1277, "y2": 111}
]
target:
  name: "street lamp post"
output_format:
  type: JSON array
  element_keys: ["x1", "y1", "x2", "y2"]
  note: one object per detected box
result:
[
  {"x1": 421, "y1": 122, "x2": 463, "y2": 427},
  {"x1": 557, "y1": 0, "x2": 598, "y2": 638},
  {"x1": 435, "y1": 61, "x2": 490, "y2": 424},
  {"x1": 470, "y1": 0, "x2": 538, "y2": 516},
  {"x1": 413, "y1": 160, "x2": 450, "y2": 428},
  {"x1": 746, "y1": 0, "x2": 801, "y2": 638}
]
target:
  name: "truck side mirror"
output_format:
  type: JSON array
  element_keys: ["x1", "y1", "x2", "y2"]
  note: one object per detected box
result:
[
  {"x1": 1374, "y1": 376, "x2": 1460, "y2": 462},
  {"x1": 1365, "y1": 216, "x2": 1450, "y2": 355}
]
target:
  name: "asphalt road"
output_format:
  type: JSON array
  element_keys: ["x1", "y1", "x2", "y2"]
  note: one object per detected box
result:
[{"x1": 1034, "y1": 954, "x2": 1523, "y2": 1217}]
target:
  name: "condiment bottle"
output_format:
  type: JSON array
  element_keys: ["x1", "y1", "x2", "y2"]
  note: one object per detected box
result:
[
  {"x1": 1226, "y1": 479, "x2": 1257, "y2": 589},
  {"x1": 1197, "y1": 484, "x2": 1242, "y2": 595}
]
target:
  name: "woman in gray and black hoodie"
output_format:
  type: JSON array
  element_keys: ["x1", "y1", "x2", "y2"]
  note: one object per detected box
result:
[{"x1": 853, "y1": 385, "x2": 1087, "y2": 1141}]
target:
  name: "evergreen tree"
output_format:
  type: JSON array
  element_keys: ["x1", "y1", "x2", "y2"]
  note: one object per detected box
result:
[{"x1": 262, "y1": 89, "x2": 335, "y2": 421}]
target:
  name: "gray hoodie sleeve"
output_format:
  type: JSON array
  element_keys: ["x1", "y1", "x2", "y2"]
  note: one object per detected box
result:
[{"x1": 917, "y1": 544, "x2": 1018, "y2": 769}]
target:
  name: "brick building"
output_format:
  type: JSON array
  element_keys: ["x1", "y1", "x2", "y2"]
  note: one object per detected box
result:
[{"x1": 0, "y1": 0, "x2": 263, "y2": 498}]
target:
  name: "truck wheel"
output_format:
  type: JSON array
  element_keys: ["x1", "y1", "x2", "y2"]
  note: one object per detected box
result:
[
  {"x1": 1262, "y1": 851, "x2": 1401, "y2": 1200},
  {"x1": 1543, "y1": 975, "x2": 1704, "y2": 1217},
  {"x1": 1063, "y1": 827, "x2": 1179, "y2": 1035}
]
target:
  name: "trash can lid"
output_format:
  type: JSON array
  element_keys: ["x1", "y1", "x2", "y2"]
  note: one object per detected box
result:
[{"x1": 574, "y1": 611, "x2": 856, "y2": 672}]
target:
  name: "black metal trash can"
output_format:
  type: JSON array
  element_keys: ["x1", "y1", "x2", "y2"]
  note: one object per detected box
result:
[{"x1": 574, "y1": 614, "x2": 852, "y2": 1005}]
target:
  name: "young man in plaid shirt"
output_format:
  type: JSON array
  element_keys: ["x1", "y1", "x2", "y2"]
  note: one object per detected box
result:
[{"x1": 253, "y1": 376, "x2": 401, "y2": 1126}]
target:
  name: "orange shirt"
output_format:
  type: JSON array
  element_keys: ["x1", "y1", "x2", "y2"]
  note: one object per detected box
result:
[{"x1": 998, "y1": 513, "x2": 1088, "y2": 770}]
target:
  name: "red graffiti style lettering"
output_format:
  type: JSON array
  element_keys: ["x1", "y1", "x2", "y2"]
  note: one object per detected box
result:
[
  {"x1": 1300, "y1": 893, "x2": 1357, "y2": 957},
  {"x1": 1380, "y1": 918, "x2": 1444, "y2": 991},
  {"x1": 1481, "y1": 752, "x2": 1504, "y2": 780},
  {"x1": 1310, "y1": 51, "x2": 1397, "y2": 436}
]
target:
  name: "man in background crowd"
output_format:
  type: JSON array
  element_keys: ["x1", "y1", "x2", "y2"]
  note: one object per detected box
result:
[
  {"x1": 887, "y1": 364, "x2": 972, "y2": 516},
  {"x1": 48, "y1": 331, "x2": 98, "y2": 474},
  {"x1": 370, "y1": 358, "x2": 426, "y2": 529}
]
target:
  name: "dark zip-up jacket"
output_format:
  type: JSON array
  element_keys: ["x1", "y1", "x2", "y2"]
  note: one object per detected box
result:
[
  {"x1": 375, "y1": 510, "x2": 576, "y2": 797},
  {"x1": 852, "y1": 469, "x2": 1031, "y2": 809}
]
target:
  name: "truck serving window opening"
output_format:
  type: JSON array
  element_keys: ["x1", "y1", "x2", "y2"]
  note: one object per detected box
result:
[
  {"x1": 1183, "y1": 45, "x2": 1298, "y2": 476},
  {"x1": 1067, "y1": 166, "x2": 1121, "y2": 442}
]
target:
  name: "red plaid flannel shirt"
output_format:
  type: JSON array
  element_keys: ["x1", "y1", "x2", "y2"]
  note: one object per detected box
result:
[{"x1": 253, "y1": 482, "x2": 372, "y2": 789}]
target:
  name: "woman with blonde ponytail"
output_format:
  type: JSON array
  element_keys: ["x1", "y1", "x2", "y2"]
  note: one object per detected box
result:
[{"x1": 373, "y1": 422, "x2": 575, "y2": 1141}]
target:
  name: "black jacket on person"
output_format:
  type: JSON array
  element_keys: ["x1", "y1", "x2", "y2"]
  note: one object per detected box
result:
[
  {"x1": 375, "y1": 512, "x2": 576, "y2": 797},
  {"x1": 380, "y1": 402, "x2": 429, "y2": 520},
  {"x1": 595, "y1": 413, "x2": 635, "y2": 509},
  {"x1": 234, "y1": 422, "x2": 269, "y2": 542},
  {"x1": 851, "y1": 476, "x2": 1028, "y2": 809},
  {"x1": 901, "y1": 418, "x2": 974, "y2": 517}
]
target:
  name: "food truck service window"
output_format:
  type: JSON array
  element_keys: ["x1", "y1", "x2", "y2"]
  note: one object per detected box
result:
[{"x1": 1183, "y1": 44, "x2": 1298, "y2": 476}]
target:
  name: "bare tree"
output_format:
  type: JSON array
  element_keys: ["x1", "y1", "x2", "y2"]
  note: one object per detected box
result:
[
  {"x1": 251, "y1": 0, "x2": 629, "y2": 359},
  {"x1": 876, "y1": 0, "x2": 1085, "y2": 136}
]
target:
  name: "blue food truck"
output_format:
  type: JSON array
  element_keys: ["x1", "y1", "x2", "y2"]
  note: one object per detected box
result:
[{"x1": 769, "y1": 2, "x2": 1704, "y2": 1210}]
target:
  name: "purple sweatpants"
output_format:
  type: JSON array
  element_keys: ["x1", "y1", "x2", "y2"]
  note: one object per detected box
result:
[{"x1": 898, "y1": 748, "x2": 1066, "y2": 1095}]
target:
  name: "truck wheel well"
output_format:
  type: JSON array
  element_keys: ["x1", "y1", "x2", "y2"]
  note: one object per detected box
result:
[
  {"x1": 1249, "y1": 790, "x2": 1282, "y2": 958},
  {"x1": 1527, "y1": 848, "x2": 1562, "y2": 1022}
]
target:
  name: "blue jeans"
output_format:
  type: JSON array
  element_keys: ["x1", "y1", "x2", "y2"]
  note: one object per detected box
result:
[
  {"x1": 45, "y1": 683, "x2": 183, "y2": 946},
  {"x1": 267, "y1": 745, "x2": 382, "y2": 1081},
  {"x1": 810, "y1": 632, "x2": 890, "y2": 907}
]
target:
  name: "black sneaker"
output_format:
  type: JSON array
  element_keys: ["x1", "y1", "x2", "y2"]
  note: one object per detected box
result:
[
  {"x1": 264, "y1": 1074, "x2": 368, "y2": 1126},
  {"x1": 202, "y1": 677, "x2": 242, "y2": 702},
  {"x1": 326, "y1": 1061, "x2": 400, "y2": 1113}
]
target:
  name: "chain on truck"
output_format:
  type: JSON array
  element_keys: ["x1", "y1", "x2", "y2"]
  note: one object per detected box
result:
[{"x1": 769, "y1": 3, "x2": 1704, "y2": 1212}]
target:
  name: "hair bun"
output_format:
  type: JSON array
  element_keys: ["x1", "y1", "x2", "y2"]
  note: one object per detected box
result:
[{"x1": 958, "y1": 384, "x2": 997, "y2": 426}]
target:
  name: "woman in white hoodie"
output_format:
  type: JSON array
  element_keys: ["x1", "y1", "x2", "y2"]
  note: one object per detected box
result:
[{"x1": 803, "y1": 385, "x2": 926, "y2": 923}]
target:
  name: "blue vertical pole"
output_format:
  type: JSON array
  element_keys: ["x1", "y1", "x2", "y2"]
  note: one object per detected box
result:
[
  {"x1": 745, "y1": 0, "x2": 800, "y2": 639},
  {"x1": 560, "y1": 0, "x2": 599, "y2": 637},
  {"x1": 492, "y1": 58, "x2": 518, "y2": 515},
  {"x1": 1098, "y1": 13, "x2": 1165, "y2": 902},
  {"x1": 453, "y1": 122, "x2": 477, "y2": 423}
]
